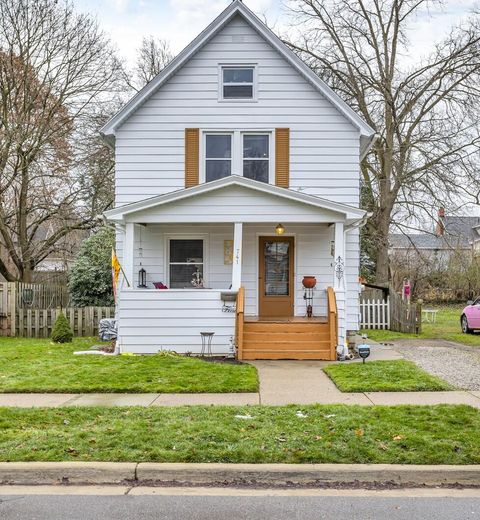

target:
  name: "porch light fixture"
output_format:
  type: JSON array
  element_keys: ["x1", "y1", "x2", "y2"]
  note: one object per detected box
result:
[
  {"x1": 275, "y1": 223, "x2": 285, "y2": 235},
  {"x1": 138, "y1": 268, "x2": 147, "y2": 288}
]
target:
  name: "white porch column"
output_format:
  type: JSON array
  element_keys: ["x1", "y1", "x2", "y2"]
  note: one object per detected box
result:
[
  {"x1": 333, "y1": 222, "x2": 346, "y2": 348},
  {"x1": 231, "y1": 222, "x2": 243, "y2": 291},
  {"x1": 123, "y1": 222, "x2": 135, "y2": 288}
]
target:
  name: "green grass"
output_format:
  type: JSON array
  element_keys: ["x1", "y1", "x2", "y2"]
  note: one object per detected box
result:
[
  {"x1": 324, "y1": 360, "x2": 452, "y2": 392},
  {"x1": 0, "y1": 337, "x2": 258, "y2": 393},
  {"x1": 363, "y1": 305, "x2": 480, "y2": 346},
  {"x1": 0, "y1": 405, "x2": 478, "y2": 464}
]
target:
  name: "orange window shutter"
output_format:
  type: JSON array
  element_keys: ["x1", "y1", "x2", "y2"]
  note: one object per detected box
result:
[
  {"x1": 275, "y1": 128, "x2": 290, "y2": 188},
  {"x1": 185, "y1": 128, "x2": 199, "y2": 187}
]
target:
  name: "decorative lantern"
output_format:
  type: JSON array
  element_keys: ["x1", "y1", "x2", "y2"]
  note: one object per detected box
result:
[
  {"x1": 138, "y1": 268, "x2": 147, "y2": 288},
  {"x1": 275, "y1": 223, "x2": 285, "y2": 235}
]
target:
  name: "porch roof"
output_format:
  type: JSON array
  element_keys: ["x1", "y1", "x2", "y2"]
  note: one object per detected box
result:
[{"x1": 104, "y1": 176, "x2": 367, "y2": 225}]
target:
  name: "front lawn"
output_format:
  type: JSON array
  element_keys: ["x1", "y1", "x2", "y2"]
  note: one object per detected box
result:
[
  {"x1": 363, "y1": 305, "x2": 480, "y2": 346},
  {"x1": 324, "y1": 360, "x2": 452, "y2": 392},
  {"x1": 0, "y1": 337, "x2": 258, "y2": 393},
  {"x1": 0, "y1": 405, "x2": 478, "y2": 464}
]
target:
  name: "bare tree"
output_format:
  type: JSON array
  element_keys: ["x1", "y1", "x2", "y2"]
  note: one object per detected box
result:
[
  {"x1": 0, "y1": 0, "x2": 122, "y2": 281},
  {"x1": 124, "y1": 36, "x2": 174, "y2": 92},
  {"x1": 286, "y1": 0, "x2": 480, "y2": 283}
]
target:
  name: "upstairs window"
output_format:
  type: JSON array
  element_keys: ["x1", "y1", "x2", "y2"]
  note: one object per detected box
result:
[
  {"x1": 203, "y1": 131, "x2": 272, "y2": 184},
  {"x1": 221, "y1": 66, "x2": 255, "y2": 100},
  {"x1": 243, "y1": 134, "x2": 269, "y2": 183},
  {"x1": 205, "y1": 134, "x2": 232, "y2": 182}
]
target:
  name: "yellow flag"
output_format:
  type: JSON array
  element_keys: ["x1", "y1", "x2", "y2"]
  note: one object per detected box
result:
[{"x1": 112, "y1": 249, "x2": 121, "y2": 300}]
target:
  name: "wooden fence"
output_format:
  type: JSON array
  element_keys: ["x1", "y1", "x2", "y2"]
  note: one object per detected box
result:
[
  {"x1": 389, "y1": 291, "x2": 422, "y2": 334},
  {"x1": 0, "y1": 282, "x2": 114, "y2": 338},
  {"x1": 360, "y1": 292, "x2": 422, "y2": 334},
  {"x1": 14, "y1": 307, "x2": 114, "y2": 338},
  {"x1": 14, "y1": 282, "x2": 70, "y2": 309},
  {"x1": 359, "y1": 297, "x2": 390, "y2": 329}
]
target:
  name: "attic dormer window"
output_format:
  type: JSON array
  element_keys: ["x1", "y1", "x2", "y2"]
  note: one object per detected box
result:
[{"x1": 220, "y1": 66, "x2": 256, "y2": 100}]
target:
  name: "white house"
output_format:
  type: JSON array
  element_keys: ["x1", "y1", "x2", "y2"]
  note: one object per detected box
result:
[{"x1": 102, "y1": 0, "x2": 375, "y2": 360}]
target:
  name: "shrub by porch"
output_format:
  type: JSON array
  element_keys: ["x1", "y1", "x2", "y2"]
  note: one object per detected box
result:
[{"x1": 0, "y1": 337, "x2": 258, "y2": 393}]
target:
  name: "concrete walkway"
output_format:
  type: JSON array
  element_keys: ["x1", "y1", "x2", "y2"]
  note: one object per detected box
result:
[{"x1": 0, "y1": 341, "x2": 479, "y2": 408}]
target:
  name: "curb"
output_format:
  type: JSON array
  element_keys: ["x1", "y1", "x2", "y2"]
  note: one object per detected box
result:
[
  {"x1": 1, "y1": 463, "x2": 480, "y2": 487},
  {"x1": 0, "y1": 462, "x2": 136, "y2": 485}
]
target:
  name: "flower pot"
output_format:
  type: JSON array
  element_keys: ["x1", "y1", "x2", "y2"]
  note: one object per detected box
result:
[{"x1": 302, "y1": 276, "x2": 317, "y2": 289}]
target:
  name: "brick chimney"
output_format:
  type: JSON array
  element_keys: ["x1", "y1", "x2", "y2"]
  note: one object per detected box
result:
[{"x1": 436, "y1": 207, "x2": 446, "y2": 237}]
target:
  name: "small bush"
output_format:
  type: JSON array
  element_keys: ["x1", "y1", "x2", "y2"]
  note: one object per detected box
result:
[{"x1": 51, "y1": 313, "x2": 74, "y2": 343}]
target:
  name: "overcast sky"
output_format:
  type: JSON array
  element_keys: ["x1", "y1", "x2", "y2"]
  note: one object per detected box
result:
[{"x1": 76, "y1": 0, "x2": 478, "y2": 67}]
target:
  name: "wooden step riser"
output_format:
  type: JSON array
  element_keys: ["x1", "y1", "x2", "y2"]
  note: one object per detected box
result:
[
  {"x1": 244, "y1": 323, "x2": 330, "y2": 333},
  {"x1": 244, "y1": 332, "x2": 331, "y2": 342},
  {"x1": 242, "y1": 350, "x2": 334, "y2": 360},
  {"x1": 243, "y1": 341, "x2": 332, "y2": 351}
]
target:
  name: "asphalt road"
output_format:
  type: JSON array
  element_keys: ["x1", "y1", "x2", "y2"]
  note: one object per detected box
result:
[{"x1": 0, "y1": 489, "x2": 479, "y2": 520}]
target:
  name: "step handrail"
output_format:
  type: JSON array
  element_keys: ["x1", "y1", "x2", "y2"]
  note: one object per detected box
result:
[
  {"x1": 236, "y1": 286, "x2": 245, "y2": 360},
  {"x1": 326, "y1": 287, "x2": 337, "y2": 360}
]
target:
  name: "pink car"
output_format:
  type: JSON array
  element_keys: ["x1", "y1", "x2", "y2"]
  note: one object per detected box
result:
[{"x1": 461, "y1": 299, "x2": 480, "y2": 333}]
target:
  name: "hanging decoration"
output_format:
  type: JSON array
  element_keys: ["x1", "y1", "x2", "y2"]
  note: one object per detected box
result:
[{"x1": 334, "y1": 255, "x2": 345, "y2": 280}]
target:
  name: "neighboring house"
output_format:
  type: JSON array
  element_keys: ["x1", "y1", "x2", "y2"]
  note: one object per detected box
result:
[
  {"x1": 102, "y1": 1, "x2": 375, "y2": 359},
  {"x1": 389, "y1": 208, "x2": 480, "y2": 267}
]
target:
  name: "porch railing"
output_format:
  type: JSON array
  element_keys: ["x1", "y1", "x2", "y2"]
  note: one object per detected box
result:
[
  {"x1": 235, "y1": 286, "x2": 245, "y2": 360},
  {"x1": 327, "y1": 287, "x2": 337, "y2": 359}
]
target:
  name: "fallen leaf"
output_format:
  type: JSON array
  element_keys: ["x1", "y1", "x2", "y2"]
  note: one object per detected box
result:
[
  {"x1": 65, "y1": 447, "x2": 78, "y2": 454},
  {"x1": 314, "y1": 435, "x2": 323, "y2": 441},
  {"x1": 355, "y1": 428, "x2": 364, "y2": 437},
  {"x1": 393, "y1": 435, "x2": 404, "y2": 441},
  {"x1": 276, "y1": 437, "x2": 287, "y2": 443}
]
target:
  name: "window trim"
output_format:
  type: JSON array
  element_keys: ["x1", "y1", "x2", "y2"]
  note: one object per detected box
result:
[
  {"x1": 200, "y1": 130, "x2": 274, "y2": 184},
  {"x1": 164, "y1": 234, "x2": 209, "y2": 289},
  {"x1": 218, "y1": 64, "x2": 258, "y2": 102}
]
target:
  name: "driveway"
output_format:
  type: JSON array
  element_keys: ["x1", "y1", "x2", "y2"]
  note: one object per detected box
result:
[{"x1": 391, "y1": 339, "x2": 480, "y2": 391}]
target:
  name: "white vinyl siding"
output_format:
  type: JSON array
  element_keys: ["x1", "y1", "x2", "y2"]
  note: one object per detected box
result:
[
  {"x1": 113, "y1": 14, "x2": 362, "y2": 334},
  {"x1": 114, "y1": 15, "x2": 360, "y2": 207}
]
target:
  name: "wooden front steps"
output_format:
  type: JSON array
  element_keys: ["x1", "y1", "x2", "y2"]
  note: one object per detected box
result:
[
  {"x1": 235, "y1": 287, "x2": 338, "y2": 361},
  {"x1": 241, "y1": 318, "x2": 334, "y2": 360}
]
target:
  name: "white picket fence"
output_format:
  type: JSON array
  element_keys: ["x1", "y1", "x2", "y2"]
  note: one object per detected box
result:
[{"x1": 359, "y1": 297, "x2": 390, "y2": 329}]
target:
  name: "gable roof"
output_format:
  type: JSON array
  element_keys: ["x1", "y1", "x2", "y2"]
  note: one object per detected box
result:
[
  {"x1": 104, "y1": 175, "x2": 367, "y2": 223},
  {"x1": 100, "y1": 0, "x2": 375, "y2": 152}
]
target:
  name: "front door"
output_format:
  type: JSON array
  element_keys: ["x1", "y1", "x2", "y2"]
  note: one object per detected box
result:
[{"x1": 259, "y1": 236, "x2": 294, "y2": 318}]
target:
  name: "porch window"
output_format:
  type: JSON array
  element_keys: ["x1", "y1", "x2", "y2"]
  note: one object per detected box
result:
[
  {"x1": 169, "y1": 239, "x2": 204, "y2": 288},
  {"x1": 221, "y1": 66, "x2": 255, "y2": 100},
  {"x1": 205, "y1": 134, "x2": 232, "y2": 182},
  {"x1": 243, "y1": 134, "x2": 269, "y2": 183}
]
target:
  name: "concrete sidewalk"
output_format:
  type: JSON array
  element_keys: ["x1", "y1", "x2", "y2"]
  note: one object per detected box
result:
[{"x1": 1, "y1": 388, "x2": 478, "y2": 408}]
